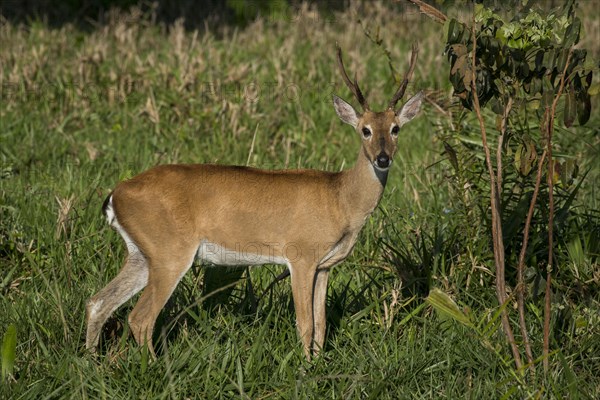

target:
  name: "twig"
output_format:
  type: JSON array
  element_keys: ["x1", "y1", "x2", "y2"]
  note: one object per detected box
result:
[
  {"x1": 543, "y1": 48, "x2": 573, "y2": 373},
  {"x1": 469, "y1": 13, "x2": 522, "y2": 371},
  {"x1": 499, "y1": 95, "x2": 536, "y2": 373},
  {"x1": 496, "y1": 97, "x2": 512, "y2": 198},
  {"x1": 403, "y1": 0, "x2": 448, "y2": 24},
  {"x1": 516, "y1": 148, "x2": 547, "y2": 373},
  {"x1": 246, "y1": 123, "x2": 259, "y2": 166},
  {"x1": 498, "y1": 94, "x2": 537, "y2": 374},
  {"x1": 260, "y1": 269, "x2": 291, "y2": 300},
  {"x1": 388, "y1": 43, "x2": 419, "y2": 109}
]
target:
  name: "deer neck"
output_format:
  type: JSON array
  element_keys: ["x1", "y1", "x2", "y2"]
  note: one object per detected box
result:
[{"x1": 339, "y1": 147, "x2": 388, "y2": 226}]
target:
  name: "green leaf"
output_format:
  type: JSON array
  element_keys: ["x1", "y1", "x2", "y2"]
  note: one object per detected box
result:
[
  {"x1": 236, "y1": 356, "x2": 244, "y2": 395},
  {"x1": 541, "y1": 90, "x2": 554, "y2": 108},
  {"x1": 516, "y1": 61, "x2": 530, "y2": 80},
  {"x1": 515, "y1": 138, "x2": 537, "y2": 176},
  {"x1": 398, "y1": 302, "x2": 426, "y2": 326},
  {"x1": 552, "y1": 160, "x2": 562, "y2": 185},
  {"x1": 444, "y1": 141, "x2": 459, "y2": 173},
  {"x1": 140, "y1": 344, "x2": 149, "y2": 374},
  {"x1": 448, "y1": 19, "x2": 463, "y2": 45},
  {"x1": 528, "y1": 98, "x2": 541, "y2": 111},
  {"x1": 480, "y1": 295, "x2": 513, "y2": 339},
  {"x1": 563, "y1": 17, "x2": 581, "y2": 47},
  {"x1": 450, "y1": 54, "x2": 469, "y2": 93},
  {"x1": 560, "y1": 159, "x2": 579, "y2": 187},
  {"x1": 564, "y1": 88, "x2": 576, "y2": 127},
  {"x1": 585, "y1": 70, "x2": 593, "y2": 87},
  {"x1": 2, "y1": 324, "x2": 17, "y2": 381},
  {"x1": 542, "y1": 49, "x2": 555, "y2": 70},
  {"x1": 567, "y1": 49, "x2": 587, "y2": 76},
  {"x1": 490, "y1": 98, "x2": 504, "y2": 114},
  {"x1": 474, "y1": 3, "x2": 487, "y2": 23},
  {"x1": 426, "y1": 288, "x2": 472, "y2": 327},
  {"x1": 556, "y1": 168, "x2": 590, "y2": 226},
  {"x1": 530, "y1": 76, "x2": 542, "y2": 94},
  {"x1": 556, "y1": 49, "x2": 569, "y2": 74},
  {"x1": 576, "y1": 90, "x2": 591, "y2": 125}
]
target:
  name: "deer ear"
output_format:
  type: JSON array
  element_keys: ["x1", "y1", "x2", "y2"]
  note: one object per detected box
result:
[
  {"x1": 396, "y1": 91, "x2": 423, "y2": 127},
  {"x1": 333, "y1": 95, "x2": 359, "y2": 128}
]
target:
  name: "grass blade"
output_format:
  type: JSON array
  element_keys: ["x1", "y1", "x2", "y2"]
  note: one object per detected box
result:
[
  {"x1": 557, "y1": 350, "x2": 579, "y2": 399},
  {"x1": 2, "y1": 324, "x2": 17, "y2": 381},
  {"x1": 426, "y1": 288, "x2": 473, "y2": 327}
]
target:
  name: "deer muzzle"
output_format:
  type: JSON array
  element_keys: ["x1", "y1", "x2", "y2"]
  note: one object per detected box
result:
[{"x1": 375, "y1": 152, "x2": 391, "y2": 170}]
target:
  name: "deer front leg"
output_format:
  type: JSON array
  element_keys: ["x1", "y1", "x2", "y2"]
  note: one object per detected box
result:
[
  {"x1": 290, "y1": 263, "x2": 317, "y2": 360},
  {"x1": 312, "y1": 268, "x2": 329, "y2": 355}
]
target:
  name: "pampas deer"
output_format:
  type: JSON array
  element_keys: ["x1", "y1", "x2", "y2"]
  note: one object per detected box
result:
[{"x1": 86, "y1": 44, "x2": 422, "y2": 359}]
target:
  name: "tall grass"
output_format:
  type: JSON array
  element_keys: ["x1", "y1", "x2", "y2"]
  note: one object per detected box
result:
[{"x1": 1, "y1": 1, "x2": 598, "y2": 398}]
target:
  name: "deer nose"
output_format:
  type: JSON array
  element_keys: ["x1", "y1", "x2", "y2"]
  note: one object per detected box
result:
[{"x1": 376, "y1": 153, "x2": 390, "y2": 169}]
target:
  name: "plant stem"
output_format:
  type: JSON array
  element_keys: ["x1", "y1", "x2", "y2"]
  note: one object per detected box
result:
[
  {"x1": 496, "y1": 97, "x2": 512, "y2": 198},
  {"x1": 404, "y1": 0, "x2": 448, "y2": 24},
  {"x1": 517, "y1": 148, "x2": 547, "y2": 373},
  {"x1": 469, "y1": 16, "x2": 522, "y2": 371},
  {"x1": 542, "y1": 48, "x2": 573, "y2": 373}
]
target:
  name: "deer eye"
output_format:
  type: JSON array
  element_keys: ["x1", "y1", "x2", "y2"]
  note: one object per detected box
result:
[
  {"x1": 362, "y1": 127, "x2": 372, "y2": 138},
  {"x1": 391, "y1": 125, "x2": 400, "y2": 135}
]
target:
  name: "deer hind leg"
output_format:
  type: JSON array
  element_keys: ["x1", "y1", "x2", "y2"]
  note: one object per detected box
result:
[
  {"x1": 86, "y1": 249, "x2": 148, "y2": 351},
  {"x1": 127, "y1": 252, "x2": 196, "y2": 357},
  {"x1": 289, "y1": 262, "x2": 318, "y2": 360},
  {"x1": 312, "y1": 268, "x2": 330, "y2": 355}
]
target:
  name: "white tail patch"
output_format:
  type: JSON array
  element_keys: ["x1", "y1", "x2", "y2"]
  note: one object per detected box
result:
[
  {"x1": 105, "y1": 195, "x2": 116, "y2": 226},
  {"x1": 105, "y1": 195, "x2": 141, "y2": 255}
]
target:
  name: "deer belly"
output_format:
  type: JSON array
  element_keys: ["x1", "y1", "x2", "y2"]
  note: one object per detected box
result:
[{"x1": 196, "y1": 240, "x2": 288, "y2": 267}]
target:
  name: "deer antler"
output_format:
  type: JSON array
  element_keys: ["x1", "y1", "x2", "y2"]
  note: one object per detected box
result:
[
  {"x1": 388, "y1": 43, "x2": 419, "y2": 110},
  {"x1": 336, "y1": 44, "x2": 370, "y2": 111}
]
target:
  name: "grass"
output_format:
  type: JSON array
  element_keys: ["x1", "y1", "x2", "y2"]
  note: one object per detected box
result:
[{"x1": 1, "y1": 1, "x2": 599, "y2": 398}]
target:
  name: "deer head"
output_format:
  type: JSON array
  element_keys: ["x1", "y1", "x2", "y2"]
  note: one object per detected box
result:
[{"x1": 333, "y1": 43, "x2": 423, "y2": 173}]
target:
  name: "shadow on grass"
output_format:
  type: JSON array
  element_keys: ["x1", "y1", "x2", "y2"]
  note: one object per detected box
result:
[
  {"x1": 95, "y1": 243, "x2": 465, "y2": 358},
  {"x1": 91, "y1": 261, "x2": 382, "y2": 357}
]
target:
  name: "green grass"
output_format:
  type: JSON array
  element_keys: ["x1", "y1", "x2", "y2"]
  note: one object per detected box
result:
[{"x1": 1, "y1": 2, "x2": 599, "y2": 398}]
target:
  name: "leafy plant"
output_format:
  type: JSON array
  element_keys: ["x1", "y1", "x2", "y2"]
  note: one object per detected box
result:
[
  {"x1": 446, "y1": 1, "x2": 593, "y2": 126},
  {"x1": 408, "y1": 0, "x2": 597, "y2": 376}
]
